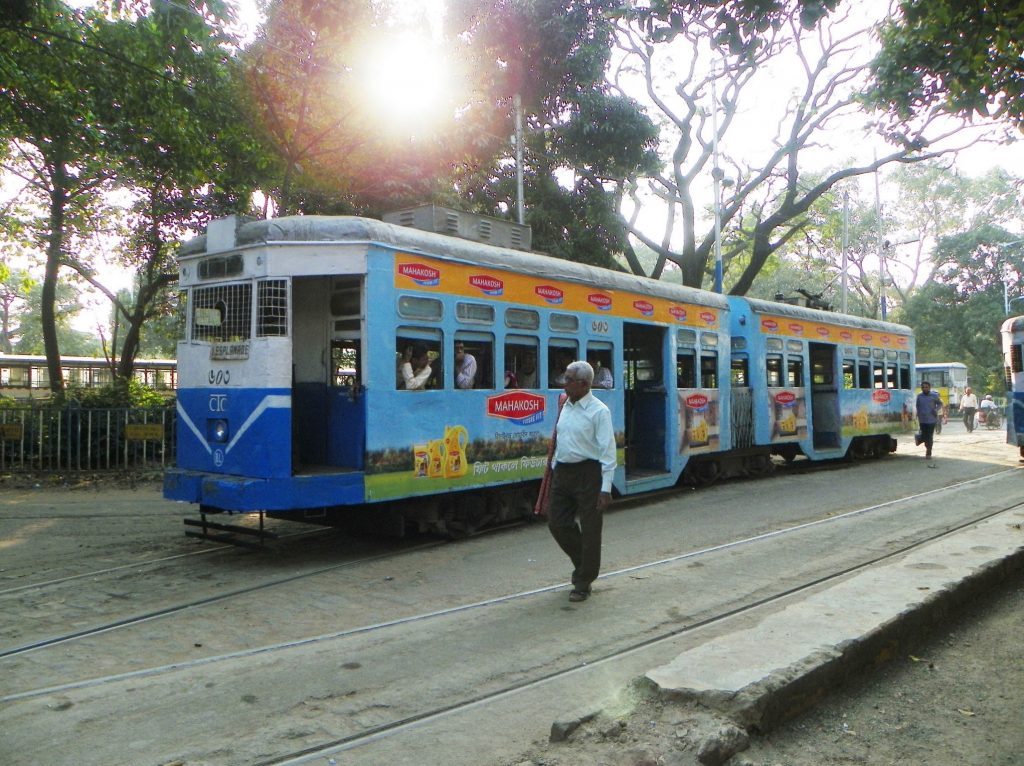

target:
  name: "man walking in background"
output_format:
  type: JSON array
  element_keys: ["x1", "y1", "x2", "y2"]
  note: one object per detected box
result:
[
  {"x1": 960, "y1": 386, "x2": 978, "y2": 432},
  {"x1": 915, "y1": 381, "x2": 944, "y2": 459}
]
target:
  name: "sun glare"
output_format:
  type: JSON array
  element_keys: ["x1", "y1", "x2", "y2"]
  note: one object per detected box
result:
[{"x1": 359, "y1": 32, "x2": 455, "y2": 133}]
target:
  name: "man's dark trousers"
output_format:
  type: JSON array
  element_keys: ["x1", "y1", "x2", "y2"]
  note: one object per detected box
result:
[{"x1": 548, "y1": 459, "x2": 603, "y2": 592}]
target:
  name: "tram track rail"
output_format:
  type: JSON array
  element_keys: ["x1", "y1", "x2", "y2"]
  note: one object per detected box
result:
[
  {"x1": 256, "y1": 483, "x2": 1024, "y2": 765},
  {"x1": 3, "y1": 467, "x2": 1017, "y2": 708},
  {"x1": 0, "y1": 524, "x2": 333, "y2": 597}
]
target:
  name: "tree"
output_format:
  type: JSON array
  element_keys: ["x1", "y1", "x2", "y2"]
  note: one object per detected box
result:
[
  {"x1": 445, "y1": 0, "x2": 660, "y2": 268},
  {"x1": 621, "y1": 0, "x2": 841, "y2": 50},
  {"x1": 611, "y1": 4, "x2": 984, "y2": 293},
  {"x1": 77, "y1": 3, "x2": 263, "y2": 381},
  {"x1": 244, "y1": 0, "x2": 473, "y2": 217},
  {"x1": 900, "y1": 226, "x2": 1023, "y2": 391},
  {"x1": 1, "y1": 1, "x2": 261, "y2": 392},
  {"x1": 0, "y1": 267, "x2": 34, "y2": 353},
  {"x1": 0, "y1": 3, "x2": 119, "y2": 394},
  {"x1": 13, "y1": 278, "x2": 100, "y2": 356},
  {"x1": 871, "y1": 1, "x2": 1024, "y2": 133}
]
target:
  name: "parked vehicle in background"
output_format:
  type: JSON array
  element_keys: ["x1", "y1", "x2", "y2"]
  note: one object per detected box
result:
[
  {"x1": 914, "y1": 362, "x2": 967, "y2": 417},
  {"x1": 0, "y1": 355, "x2": 177, "y2": 400}
]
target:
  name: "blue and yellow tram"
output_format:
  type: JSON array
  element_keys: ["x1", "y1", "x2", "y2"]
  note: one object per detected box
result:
[
  {"x1": 1000, "y1": 316, "x2": 1024, "y2": 456},
  {"x1": 164, "y1": 212, "x2": 915, "y2": 533}
]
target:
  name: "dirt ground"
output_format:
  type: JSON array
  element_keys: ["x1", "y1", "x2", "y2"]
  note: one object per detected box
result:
[
  {"x1": 511, "y1": 569, "x2": 1024, "y2": 766},
  {"x1": 4, "y1": 438, "x2": 1022, "y2": 766}
]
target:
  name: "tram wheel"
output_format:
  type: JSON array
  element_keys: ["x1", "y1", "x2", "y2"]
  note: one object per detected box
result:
[
  {"x1": 694, "y1": 461, "x2": 721, "y2": 486},
  {"x1": 744, "y1": 454, "x2": 774, "y2": 477},
  {"x1": 847, "y1": 438, "x2": 869, "y2": 460}
]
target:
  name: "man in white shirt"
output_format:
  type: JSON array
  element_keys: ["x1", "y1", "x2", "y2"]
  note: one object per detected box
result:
[
  {"x1": 399, "y1": 344, "x2": 432, "y2": 390},
  {"x1": 960, "y1": 387, "x2": 978, "y2": 432},
  {"x1": 547, "y1": 360, "x2": 617, "y2": 603},
  {"x1": 455, "y1": 342, "x2": 477, "y2": 389}
]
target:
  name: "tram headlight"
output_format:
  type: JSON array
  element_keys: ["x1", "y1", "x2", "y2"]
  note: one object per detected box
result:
[{"x1": 207, "y1": 418, "x2": 230, "y2": 443}]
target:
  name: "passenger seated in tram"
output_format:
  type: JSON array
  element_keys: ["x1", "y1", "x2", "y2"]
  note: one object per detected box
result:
[
  {"x1": 455, "y1": 341, "x2": 477, "y2": 389},
  {"x1": 588, "y1": 353, "x2": 613, "y2": 389},
  {"x1": 399, "y1": 343, "x2": 433, "y2": 390}
]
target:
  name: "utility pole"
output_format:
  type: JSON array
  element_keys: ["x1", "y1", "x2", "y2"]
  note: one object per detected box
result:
[
  {"x1": 841, "y1": 190, "x2": 849, "y2": 315},
  {"x1": 873, "y1": 157, "x2": 886, "y2": 320},
  {"x1": 711, "y1": 67, "x2": 723, "y2": 294},
  {"x1": 514, "y1": 93, "x2": 525, "y2": 225}
]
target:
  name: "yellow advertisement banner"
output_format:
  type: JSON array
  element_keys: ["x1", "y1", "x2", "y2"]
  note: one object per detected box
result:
[
  {"x1": 757, "y1": 314, "x2": 910, "y2": 350},
  {"x1": 394, "y1": 253, "x2": 720, "y2": 330}
]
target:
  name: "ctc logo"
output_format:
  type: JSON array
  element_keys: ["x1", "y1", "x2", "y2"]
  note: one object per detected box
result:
[{"x1": 209, "y1": 394, "x2": 228, "y2": 413}]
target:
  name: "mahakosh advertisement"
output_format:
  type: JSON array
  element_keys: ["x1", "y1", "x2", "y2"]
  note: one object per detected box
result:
[
  {"x1": 394, "y1": 252, "x2": 720, "y2": 329},
  {"x1": 756, "y1": 314, "x2": 910, "y2": 350}
]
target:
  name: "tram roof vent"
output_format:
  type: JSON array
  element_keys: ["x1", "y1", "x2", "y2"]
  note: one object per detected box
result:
[{"x1": 383, "y1": 205, "x2": 531, "y2": 251}]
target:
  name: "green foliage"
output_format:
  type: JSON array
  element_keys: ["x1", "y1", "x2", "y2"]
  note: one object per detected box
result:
[
  {"x1": 617, "y1": 0, "x2": 840, "y2": 51},
  {"x1": 899, "y1": 226, "x2": 1023, "y2": 392},
  {"x1": 65, "y1": 377, "x2": 171, "y2": 408},
  {"x1": 870, "y1": 0, "x2": 1024, "y2": 131},
  {"x1": 446, "y1": 0, "x2": 659, "y2": 267}
]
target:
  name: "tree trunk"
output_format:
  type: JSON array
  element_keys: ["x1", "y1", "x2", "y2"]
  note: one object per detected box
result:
[{"x1": 42, "y1": 174, "x2": 69, "y2": 397}]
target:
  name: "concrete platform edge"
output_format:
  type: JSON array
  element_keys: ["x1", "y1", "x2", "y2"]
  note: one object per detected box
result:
[{"x1": 642, "y1": 521, "x2": 1024, "y2": 733}]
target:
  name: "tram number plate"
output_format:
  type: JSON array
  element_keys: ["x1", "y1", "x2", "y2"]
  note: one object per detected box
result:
[
  {"x1": 0, "y1": 423, "x2": 23, "y2": 440},
  {"x1": 125, "y1": 424, "x2": 164, "y2": 441},
  {"x1": 590, "y1": 320, "x2": 610, "y2": 334}
]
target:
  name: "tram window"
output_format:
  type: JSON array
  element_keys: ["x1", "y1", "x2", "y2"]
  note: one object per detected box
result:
[
  {"x1": 858, "y1": 346, "x2": 871, "y2": 359},
  {"x1": 731, "y1": 337, "x2": 747, "y2": 351},
  {"x1": 453, "y1": 333, "x2": 494, "y2": 390},
  {"x1": 766, "y1": 355, "x2": 783, "y2": 387},
  {"x1": 701, "y1": 332, "x2": 719, "y2": 348},
  {"x1": 586, "y1": 342, "x2": 614, "y2": 389},
  {"x1": 873, "y1": 362, "x2": 886, "y2": 389},
  {"x1": 396, "y1": 330, "x2": 442, "y2": 390},
  {"x1": 842, "y1": 360, "x2": 856, "y2": 389},
  {"x1": 858, "y1": 359, "x2": 872, "y2": 389},
  {"x1": 456, "y1": 302, "x2": 495, "y2": 324},
  {"x1": 766, "y1": 337, "x2": 784, "y2": 353},
  {"x1": 731, "y1": 355, "x2": 749, "y2": 387},
  {"x1": 678, "y1": 328, "x2": 697, "y2": 347},
  {"x1": 787, "y1": 356, "x2": 803, "y2": 387},
  {"x1": 550, "y1": 313, "x2": 579, "y2": 333},
  {"x1": 257, "y1": 279, "x2": 288, "y2": 337},
  {"x1": 506, "y1": 308, "x2": 540, "y2": 330},
  {"x1": 331, "y1": 340, "x2": 360, "y2": 387},
  {"x1": 504, "y1": 336, "x2": 539, "y2": 389},
  {"x1": 677, "y1": 349, "x2": 697, "y2": 388},
  {"x1": 886, "y1": 363, "x2": 898, "y2": 388},
  {"x1": 1012, "y1": 344, "x2": 1024, "y2": 373},
  {"x1": 548, "y1": 339, "x2": 578, "y2": 387},
  {"x1": 397, "y1": 295, "x2": 443, "y2": 321},
  {"x1": 899, "y1": 364, "x2": 911, "y2": 389},
  {"x1": 787, "y1": 340, "x2": 803, "y2": 354},
  {"x1": 193, "y1": 283, "x2": 252, "y2": 341},
  {"x1": 700, "y1": 353, "x2": 718, "y2": 388}
]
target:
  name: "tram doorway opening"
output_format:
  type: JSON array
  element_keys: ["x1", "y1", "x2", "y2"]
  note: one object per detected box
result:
[
  {"x1": 623, "y1": 323, "x2": 668, "y2": 476},
  {"x1": 810, "y1": 342, "x2": 841, "y2": 449}
]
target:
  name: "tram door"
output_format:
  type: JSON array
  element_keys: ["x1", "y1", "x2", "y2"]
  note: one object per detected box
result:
[
  {"x1": 291, "y1": 276, "x2": 365, "y2": 472},
  {"x1": 623, "y1": 323, "x2": 668, "y2": 476},
  {"x1": 809, "y1": 342, "x2": 841, "y2": 449}
]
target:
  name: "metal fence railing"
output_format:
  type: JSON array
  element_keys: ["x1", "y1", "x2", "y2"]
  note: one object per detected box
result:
[{"x1": 0, "y1": 405, "x2": 176, "y2": 473}]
